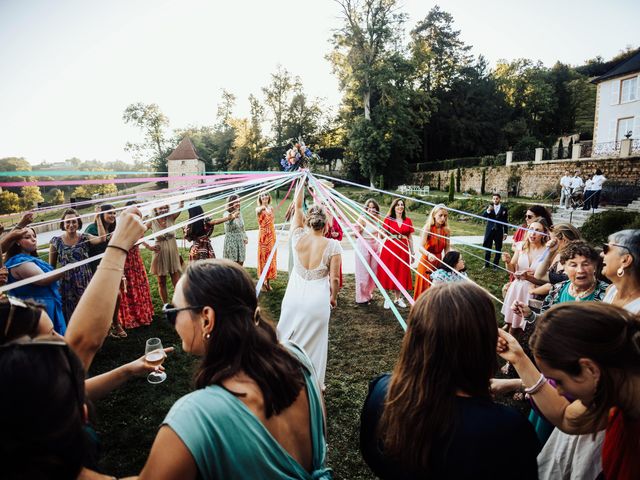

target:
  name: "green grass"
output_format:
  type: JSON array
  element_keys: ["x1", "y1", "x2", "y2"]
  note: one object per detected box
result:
[{"x1": 90, "y1": 243, "x2": 510, "y2": 478}]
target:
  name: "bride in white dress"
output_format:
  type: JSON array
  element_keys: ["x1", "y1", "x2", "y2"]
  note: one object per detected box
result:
[{"x1": 277, "y1": 182, "x2": 342, "y2": 387}]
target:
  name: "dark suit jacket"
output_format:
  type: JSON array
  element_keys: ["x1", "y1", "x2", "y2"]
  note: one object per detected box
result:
[{"x1": 483, "y1": 205, "x2": 509, "y2": 238}]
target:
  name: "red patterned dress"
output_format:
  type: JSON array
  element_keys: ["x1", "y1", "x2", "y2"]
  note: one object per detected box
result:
[
  {"x1": 258, "y1": 207, "x2": 277, "y2": 281},
  {"x1": 377, "y1": 216, "x2": 414, "y2": 290},
  {"x1": 118, "y1": 245, "x2": 154, "y2": 329},
  {"x1": 413, "y1": 225, "x2": 449, "y2": 299},
  {"x1": 324, "y1": 217, "x2": 343, "y2": 288}
]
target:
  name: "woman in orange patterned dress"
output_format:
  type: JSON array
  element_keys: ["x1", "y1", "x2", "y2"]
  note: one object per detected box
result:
[
  {"x1": 413, "y1": 204, "x2": 450, "y2": 300},
  {"x1": 256, "y1": 192, "x2": 277, "y2": 291}
]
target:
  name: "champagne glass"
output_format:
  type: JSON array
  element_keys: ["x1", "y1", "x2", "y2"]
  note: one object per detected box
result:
[{"x1": 145, "y1": 338, "x2": 167, "y2": 384}]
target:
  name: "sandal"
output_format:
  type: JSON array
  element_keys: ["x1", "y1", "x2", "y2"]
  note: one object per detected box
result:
[{"x1": 111, "y1": 325, "x2": 127, "y2": 338}]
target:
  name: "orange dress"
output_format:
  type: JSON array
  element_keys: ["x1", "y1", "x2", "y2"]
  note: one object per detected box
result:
[
  {"x1": 258, "y1": 207, "x2": 277, "y2": 280},
  {"x1": 413, "y1": 225, "x2": 449, "y2": 299}
]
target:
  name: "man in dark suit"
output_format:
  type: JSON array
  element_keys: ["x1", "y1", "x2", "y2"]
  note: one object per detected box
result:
[{"x1": 482, "y1": 193, "x2": 509, "y2": 268}]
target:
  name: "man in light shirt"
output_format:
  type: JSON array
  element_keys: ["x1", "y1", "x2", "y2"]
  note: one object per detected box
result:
[
  {"x1": 559, "y1": 171, "x2": 572, "y2": 209},
  {"x1": 590, "y1": 168, "x2": 607, "y2": 209}
]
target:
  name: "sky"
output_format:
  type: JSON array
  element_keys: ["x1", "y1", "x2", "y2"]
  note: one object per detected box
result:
[{"x1": 0, "y1": 0, "x2": 638, "y2": 165}]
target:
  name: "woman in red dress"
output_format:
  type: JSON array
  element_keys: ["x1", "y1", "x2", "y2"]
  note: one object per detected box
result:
[
  {"x1": 413, "y1": 204, "x2": 450, "y2": 300},
  {"x1": 378, "y1": 198, "x2": 414, "y2": 309},
  {"x1": 256, "y1": 192, "x2": 277, "y2": 291},
  {"x1": 118, "y1": 241, "x2": 156, "y2": 329},
  {"x1": 324, "y1": 210, "x2": 344, "y2": 288}
]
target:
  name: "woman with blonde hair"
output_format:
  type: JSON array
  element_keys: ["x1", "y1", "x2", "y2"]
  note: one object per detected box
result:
[
  {"x1": 256, "y1": 191, "x2": 277, "y2": 291},
  {"x1": 413, "y1": 204, "x2": 449, "y2": 299},
  {"x1": 361, "y1": 282, "x2": 539, "y2": 478},
  {"x1": 149, "y1": 201, "x2": 184, "y2": 304}
]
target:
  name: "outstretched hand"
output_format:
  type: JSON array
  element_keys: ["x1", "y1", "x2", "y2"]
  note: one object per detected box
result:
[
  {"x1": 496, "y1": 329, "x2": 525, "y2": 365},
  {"x1": 109, "y1": 207, "x2": 146, "y2": 251},
  {"x1": 126, "y1": 347, "x2": 175, "y2": 378}
]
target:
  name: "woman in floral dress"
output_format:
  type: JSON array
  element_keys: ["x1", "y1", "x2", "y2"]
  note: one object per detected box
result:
[
  {"x1": 256, "y1": 192, "x2": 277, "y2": 291},
  {"x1": 49, "y1": 208, "x2": 98, "y2": 322},
  {"x1": 223, "y1": 194, "x2": 248, "y2": 265}
]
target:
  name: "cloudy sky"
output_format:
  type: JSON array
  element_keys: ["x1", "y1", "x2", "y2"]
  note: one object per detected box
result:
[{"x1": 1, "y1": 0, "x2": 638, "y2": 165}]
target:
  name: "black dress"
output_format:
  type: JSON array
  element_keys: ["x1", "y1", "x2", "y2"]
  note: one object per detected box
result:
[{"x1": 360, "y1": 374, "x2": 540, "y2": 480}]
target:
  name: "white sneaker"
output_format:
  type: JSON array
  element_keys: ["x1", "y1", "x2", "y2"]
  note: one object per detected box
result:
[
  {"x1": 395, "y1": 298, "x2": 407, "y2": 308},
  {"x1": 383, "y1": 299, "x2": 391, "y2": 309}
]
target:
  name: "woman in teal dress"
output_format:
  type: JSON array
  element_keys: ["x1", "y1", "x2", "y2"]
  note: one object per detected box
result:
[
  {"x1": 137, "y1": 259, "x2": 331, "y2": 480},
  {"x1": 4, "y1": 227, "x2": 66, "y2": 334}
]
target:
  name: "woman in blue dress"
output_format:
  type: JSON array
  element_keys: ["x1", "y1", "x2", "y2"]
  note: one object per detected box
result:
[{"x1": 4, "y1": 227, "x2": 66, "y2": 334}]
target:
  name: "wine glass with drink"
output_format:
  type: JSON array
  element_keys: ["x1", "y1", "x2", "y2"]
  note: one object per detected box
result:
[{"x1": 145, "y1": 337, "x2": 167, "y2": 384}]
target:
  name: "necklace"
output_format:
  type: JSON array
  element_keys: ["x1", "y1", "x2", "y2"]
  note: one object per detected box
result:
[{"x1": 569, "y1": 282, "x2": 596, "y2": 301}]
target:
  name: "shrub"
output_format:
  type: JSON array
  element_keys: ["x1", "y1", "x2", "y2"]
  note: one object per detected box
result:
[
  {"x1": 480, "y1": 169, "x2": 486, "y2": 195},
  {"x1": 508, "y1": 203, "x2": 529, "y2": 226},
  {"x1": 580, "y1": 210, "x2": 640, "y2": 245},
  {"x1": 456, "y1": 168, "x2": 461, "y2": 193},
  {"x1": 448, "y1": 173, "x2": 455, "y2": 202}
]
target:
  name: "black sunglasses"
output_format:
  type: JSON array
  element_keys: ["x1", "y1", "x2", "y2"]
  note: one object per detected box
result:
[
  {"x1": 162, "y1": 303, "x2": 204, "y2": 326},
  {"x1": 602, "y1": 243, "x2": 633, "y2": 257},
  {"x1": 525, "y1": 214, "x2": 534, "y2": 219}
]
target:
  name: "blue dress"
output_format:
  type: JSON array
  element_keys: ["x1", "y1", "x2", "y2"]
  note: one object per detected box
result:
[{"x1": 5, "y1": 253, "x2": 66, "y2": 335}]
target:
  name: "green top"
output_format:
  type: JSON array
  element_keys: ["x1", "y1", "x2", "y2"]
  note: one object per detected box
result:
[
  {"x1": 163, "y1": 343, "x2": 332, "y2": 480},
  {"x1": 557, "y1": 281, "x2": 600, "y2": 303}
]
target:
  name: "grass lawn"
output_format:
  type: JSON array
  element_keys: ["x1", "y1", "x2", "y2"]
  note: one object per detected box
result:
[{"x1": 90, "y1": 242, "x2": 511, "y2": 478}]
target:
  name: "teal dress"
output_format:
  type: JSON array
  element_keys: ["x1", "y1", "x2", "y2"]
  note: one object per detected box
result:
[
  {"x1": 163, "y1": 343, "x2": 332, "y2": 479},
  {"x1": 5, "y1": 253, "x2": 66, "y2": 335}
]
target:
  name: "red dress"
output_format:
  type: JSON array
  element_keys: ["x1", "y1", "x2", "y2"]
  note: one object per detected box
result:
[
  {"x1": 413, "y1": 225, "x2": 449, "y2": 299},
  {"x1": 258, "y1": 208, "x2": 277, "y2": 281},
  {"x1": 378, "y1": 217, "x2": 414, "y2": 290},
  {"x1": 118, "y1": 245, "x2": 154, "y2": 329},
  {"x1": 325, "y1": 217, "x2": 343, "y2": 288},
  {"x1": 602, "y1": 407, "x2": 640, "y2": 480}
]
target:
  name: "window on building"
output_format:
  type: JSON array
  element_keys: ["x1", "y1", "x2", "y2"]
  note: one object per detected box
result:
[
  {"x1": 616, "y1": 117, "x2": 634, "y2": 141},
  {"x1": 181, "y1": 160, "x2": 186, "y2": 165},
  {"x1": 620, "y1": 76, "x2": 638, "y2": 103}
]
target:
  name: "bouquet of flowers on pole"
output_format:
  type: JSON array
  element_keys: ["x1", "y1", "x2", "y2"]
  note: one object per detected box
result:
[{"x1": 279, "y1": 138, "x2": 318, "y2": 171}]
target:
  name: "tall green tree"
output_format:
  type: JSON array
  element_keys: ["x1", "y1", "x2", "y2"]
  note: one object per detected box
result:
[
  {"x1": 20, "y1": 186, "x2": 44, "y2": 208},
  {"x1": 0, "y1": 191, "x2": 21, "y2": 214},
  {"x1": 123, "y1": 103, "x2": 170, "y2": 172},
  {"x1": 262, "y1": 66, "x2": 301, "y2": 146}
]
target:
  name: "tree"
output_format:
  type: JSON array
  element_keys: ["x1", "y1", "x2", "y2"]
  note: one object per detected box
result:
[
  {"x1": 456, "y1": 167, "x2": 461, "y2": 193},
  {"x1": 448, "y1": 172, "x2": 455, "y2": 202},
  {"x1": 0, "y1": 191, "x2": 21, "y2": 214},
  {"x1": 283, "y1": 93, "x2": 322, "y2": 142},
  {"x1": 262, "y1": 66, "x2": 301, "y2": 146},
  {"x1": 481, "y1": 169, "x2": 486, "y2": 195},
  {"x1": 51, "y1": 189, "x2": 65, "y2": 205},
  {"x1": 557, "y1": 138, "x2": 563, "y2": 159},
  {"x1": 20, "y1": 186, "x2": 44, "y2": 209},
  {"x1": 123, "y1": 103, "x2": 170, "y2": 172},
  {"x1": 72, "y1": 186, "x2": 90, "y2": 198},
  {"x1": 216, "y1": 89, "x2": 236, "y2": 129}
]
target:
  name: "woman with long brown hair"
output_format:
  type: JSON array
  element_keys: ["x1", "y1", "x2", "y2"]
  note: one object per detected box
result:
[
  {"x1": 360, "y1": 282, "x2": 539, "y2": 479},
  {"x1": 138, "y1": 259, "x2": 331, "y2": 479}
]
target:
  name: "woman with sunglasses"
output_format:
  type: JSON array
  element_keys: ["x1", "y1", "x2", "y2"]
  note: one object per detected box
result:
[
  {"x1": 0, "y1": 209, "x2": 171, "y2": 479},
  {"x1": 143, "y1": 259, "x2": 331, "y2": 479}
]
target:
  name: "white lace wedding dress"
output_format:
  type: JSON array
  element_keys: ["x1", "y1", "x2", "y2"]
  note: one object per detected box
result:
[{"x1": 277, "y1": 227, "x2": 342, "y2": 387}]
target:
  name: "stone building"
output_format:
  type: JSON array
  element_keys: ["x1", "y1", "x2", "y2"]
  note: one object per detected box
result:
[
  {"x1": 167, "y1": 137, "x2": 205, "y2": 190},
  {"x1": 593, "y1": 51, "x2": 640, "y2": 147}
]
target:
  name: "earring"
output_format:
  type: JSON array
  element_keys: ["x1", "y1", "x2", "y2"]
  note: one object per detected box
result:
[
  {"x1": 617, "y1": 267, "x2": 625, "y2": 278},
  {"x1": 203, "y1": 333, "x2": 210, "y2": 340}
]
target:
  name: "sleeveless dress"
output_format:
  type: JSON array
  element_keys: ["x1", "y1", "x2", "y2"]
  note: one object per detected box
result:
[
  {"x1": 49, "y1": 234, "x2": 93, "y2": 321},
  {"x1": 223, "y1": 211, "x2": 248, "y2": 263},
  {"x1": 413, "y1": 225, "x2": 448, "y2": 299},
  {"x1": 118, "y1": 245, "x2": 154, "y2": 329},
  {"x1": 501, "y1": 245, "x2": 544, "y2": 329},
  {"x1": 377, "y1": 217, "x2": 414, "y2": 291},
  {"x1": 5, "y1": 254, "x2": 66, "y2": 334},
  {"x1": 258, "y1": 208, "x2": 277, "y2": 281},
  {"x1": 150, "y1": 218, "x2": 182, "y2": 276},
  {"x1": 162, "y1": 343, "x2": 332, "y2": 480},
  {"x1": 277, "y1": 227, "x2": 342, "y2": 387},
  {"x1": 355, "y1": 219, "x2": 380, "y2": 304},
  {"x1": 189, "y1": 223, "x2": 215, "y2": 261}
]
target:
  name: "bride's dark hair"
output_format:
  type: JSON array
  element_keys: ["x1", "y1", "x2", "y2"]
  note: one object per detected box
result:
[{"x1": 183, "y1": 259, "x2": 306, "y2": 417}]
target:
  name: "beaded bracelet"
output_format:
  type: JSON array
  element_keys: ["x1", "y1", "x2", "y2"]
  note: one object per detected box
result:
[{"x1": 524, "y1": 373, "x2": 547, "y2": 399}]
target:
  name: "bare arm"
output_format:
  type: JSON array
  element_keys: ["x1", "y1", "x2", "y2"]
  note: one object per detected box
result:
[
  {"x1": 65, "y1": 209, "x2": 146, "y2": 372},
  {"x1": 87, "y1": 234, "x2": 105, "y2": 246},
  {"x1": 329, "y1": 254, "x2": 341, "y2": 305},
  {"x1": 292, "y1": 181, "x2": 305, "y2": 229},
  {"x1": 49, "y1": 243, "x2": 58, "y2": 268},
  {"x1": 138, "y1": 426, "x2": 198, "y2": 480},
  {"x1": 11, "y1": 261, "x2": 65, "y2": 285}
]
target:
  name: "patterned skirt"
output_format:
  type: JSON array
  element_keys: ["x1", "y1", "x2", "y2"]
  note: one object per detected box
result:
[
  {"x1": 189, "y1": 236, "x2": 215, "y2": 261},
  {"x1": 118, "y1": 246, "x2": 154, "y2": 329}
]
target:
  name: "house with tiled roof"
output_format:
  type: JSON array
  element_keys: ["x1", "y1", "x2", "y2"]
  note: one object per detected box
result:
[
  {"x1": 592, "y1": 50, "x2": 640, "y2": 153},
  {"x1": 167, "y1": 137, "x2": 205, "y2": 189}
]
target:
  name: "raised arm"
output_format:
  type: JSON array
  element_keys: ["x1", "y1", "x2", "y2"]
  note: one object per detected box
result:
[
  {"x1": 169, "y1": 201, "x2": 184, "y2": 222},
  {"x1": 65, "y1": 209, "x2": 146, "y2": 372},
  {"x1": 292, "y1": 181, "x2": 305, "y2": 229}
]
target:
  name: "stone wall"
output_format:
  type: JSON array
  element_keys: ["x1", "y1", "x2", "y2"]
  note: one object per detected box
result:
[{"x1": 410, "y1": 156, "x2": 640, "y2": 198}]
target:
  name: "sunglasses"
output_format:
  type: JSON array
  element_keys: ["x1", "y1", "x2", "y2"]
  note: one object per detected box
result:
[
  {"x1": 525, "y1": 214, "x2": 534, "y2": 219},
  {"x1": 0, "y1": 336, "x2": 84, "y2": 409},
  {"x1": 2, "y1": 297, "x2": 42, "y2": 337},
  {"x1": 602, "y1": 243, "x2": 634, "y2": 257},
  {"x1": 162, "y1": 303, "x2": 204, "y2": 326}
]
